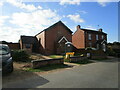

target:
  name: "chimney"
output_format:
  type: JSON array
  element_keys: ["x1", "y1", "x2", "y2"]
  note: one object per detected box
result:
[
  {"x1": 77, "y1": 25, "x2": 81, "y2": 30},
  {"x1": 98, "y1": 28, "x2": 102, "y2": 32}
]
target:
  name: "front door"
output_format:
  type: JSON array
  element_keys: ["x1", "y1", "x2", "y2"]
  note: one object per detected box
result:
[
  {"x1": 102, "y1": 43, "x2": 106, "y2": 52},
  {"x1": 57, "y1": 39, "x2": 66, "y2": 54}
]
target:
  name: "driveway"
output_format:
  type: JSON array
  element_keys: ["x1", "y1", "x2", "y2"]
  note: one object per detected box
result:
[{"x1": 2, "y1": 58, "x2": 119, "y2": 88}]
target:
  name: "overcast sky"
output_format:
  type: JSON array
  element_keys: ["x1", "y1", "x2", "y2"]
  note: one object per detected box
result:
[{"x1": 0, "y1": 0, "x2": 118, "y2": 43}]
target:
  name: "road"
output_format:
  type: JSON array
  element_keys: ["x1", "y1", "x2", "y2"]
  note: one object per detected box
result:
[{"x1": 2, "y1": 58, "x2": 119, "y2": 88}]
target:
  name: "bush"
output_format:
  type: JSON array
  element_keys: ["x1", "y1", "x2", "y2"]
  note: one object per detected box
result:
[
  {"x1": 106, "y1": 47, "x2": 116, "y2": 56},
  {"x1": 11, "y1": 50, "x2": 30, "y2": 62}
]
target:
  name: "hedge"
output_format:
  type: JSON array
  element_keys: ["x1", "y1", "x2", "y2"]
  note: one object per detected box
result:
[{"x1": 11, "y1": 50, "x2": 30, "y2": 62}]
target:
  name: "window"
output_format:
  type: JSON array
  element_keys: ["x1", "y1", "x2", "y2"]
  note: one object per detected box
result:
[
  {"x1": 89, "y1": 42, "x2": 92, "y2": 47},
  {"x1": 96, "y1": 35, "x2": 98, "y2": 40},
  {"x1": 88, "y1": 34, "x2": 92, "y2": 40},
  {"x1": 25, "y1": 44, "x2": 31, "y2": 48},
  {"x1": 102, "y1": 35, "x2": 104, "y2": 39}
]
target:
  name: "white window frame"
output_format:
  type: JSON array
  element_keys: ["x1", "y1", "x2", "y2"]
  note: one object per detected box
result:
[
  {"x1": 103, "y1": 43, "x2": 106, "y2": 52},
  {"x1": 102, "y1": 35, "x2": 104, "y2": 39},
  {"x1": 58, "y1": 36, "x2": 68, "y2": 43},
  {"x1": 88, "y1": 33, "x2": 92, "y2": 40},
  {"x1": 96, "y1": 34, "x2": 98, "y2": 40}
]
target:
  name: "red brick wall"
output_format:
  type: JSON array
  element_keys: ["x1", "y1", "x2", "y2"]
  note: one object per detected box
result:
[
  {"x1": 72, "y1": 29, "x2": 85, "y2": 49},
  {"x1": 72, "y1": 26, "x2": 107, "y2": 49},
  {"x1": 85, "y1": 32, "x2": 97, "y2": 48},
  {"x1": 36, "y1": 31, "x2": 45, "y2": 54},
  {"x1": 85, "y1": 32, "x2": 107, "y2": 48},
  {"x1": 45, "y1": 22, "x2": 72, "y2": 55},
  {"x1": 7, "y1": 43, "x2": 20, "y2": 50},
  {"x1": 23, "y1": 44, "x2": 32, "y2": 53}
]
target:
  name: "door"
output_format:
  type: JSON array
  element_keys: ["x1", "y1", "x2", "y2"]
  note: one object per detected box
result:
[{"x1": 102, "y1": 43, "x2": 106, "y2": 52}]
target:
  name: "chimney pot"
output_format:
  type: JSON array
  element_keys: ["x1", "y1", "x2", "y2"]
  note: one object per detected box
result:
[
  {"x1": 99, "y1": 28, "x2": 102, "y2": 32},
  {"x1": 77, "y1": 25, "x2": 81, "y2": 30}
]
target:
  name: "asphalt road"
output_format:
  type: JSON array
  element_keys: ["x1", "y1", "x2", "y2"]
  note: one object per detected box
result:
[{"x1": 2, "y1": 58, "x2": 119, "y2": 88}]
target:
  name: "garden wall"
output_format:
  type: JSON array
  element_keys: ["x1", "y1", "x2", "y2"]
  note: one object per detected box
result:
[
  {"x1": 7, "y1": 43, "x2": 20, "y2": 50},
  {"x1": 73, "y1": 49, "x2": 107, "y2": 59},
  {"x1": 31, "y1": 58, "x2": 64, "y2": 69},
  {"x1": 90, "y1": 50, "x2": 107, "y2": 59},
  {"x1": 70, "y1": 56, "x2": 87, "y2": 62}
]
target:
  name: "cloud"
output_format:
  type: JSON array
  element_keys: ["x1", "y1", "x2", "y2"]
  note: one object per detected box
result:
[
  {"x1": 0, "y1": 25, "x2": 48, "y2": 42},
  {"x1": 97, "y1": 2, "x2": 108, "y2": 7},
  {"x1": 0, "y1": 16, "x2": 10, "y2": 26},
  {"x1": 10, "y1": 9, "x2": 61, "y2": 28},
  {"x1": 6, "y1": 0, "x2": 42, "y2": 11},
  {"x1": 67, "y1": 14, "x2": 85, "y2": 23},
  {"x1": 0, "y1": 26, "x2": 36, "y2": 42},
  {"x1": 84, "y1": 25, "x2": 97, "y2": 30},
  {"x1": 0, "y1": 1, "x2": 3, "y2": 7},
  {"x1": 0, "y1": 8, "x2": 61, "y2": 42},
  {"x1": 79, "y1": 10, "x2": 87, "y2": 14},
  {"x1": 59, "y1": 0, "x2": 113, "y2": 7},
  {"x1": 97, "y1": 0, "x2": 112, "y2": 7},
  {"x1": 0, "y1": 0, "x2": 62, "y2": 42},
  {"x1": 60, "y1": 0, "x2": 81, "y2": 5}
]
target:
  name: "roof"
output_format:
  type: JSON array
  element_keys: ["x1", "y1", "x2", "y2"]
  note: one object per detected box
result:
[
  {"x1": 58, "y1": 36, "x2": 68, "y2": 43},
  {"x1": 96, "y1": 39, "x2": 107, "y2": 44},
  {"x1": 20, "y1": 36, "x2": 38, "y2": 44},
  {"x1": 81, "y1": 28, "x2": 107, "y2": 35},
  {"x1": 35, "y1": 21, "x2": 73, "y2": 36}
]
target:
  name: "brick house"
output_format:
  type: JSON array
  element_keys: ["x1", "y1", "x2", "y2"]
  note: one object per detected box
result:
[
  {"x1": 19, "y1": 21, "x2": 107, "y2": 54},
  {"x1": 72, "y1": 25, "x2": 107, "y2": 52},
  {"x1": 20, "y1": 21, "x2": 73, "y2": 55},
  {"x1": 35, "y1": 21, "x2": 73, "y2": 55},
  {"x1": 19, "y1": 36, "x2": 39, "y2": 53}
]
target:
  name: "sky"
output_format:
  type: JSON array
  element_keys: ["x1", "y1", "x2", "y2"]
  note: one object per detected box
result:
[{"x1": 0, "y1": 0, "x2": 118, "y2": 43}]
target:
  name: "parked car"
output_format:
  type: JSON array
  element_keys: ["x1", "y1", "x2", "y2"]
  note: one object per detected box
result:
[{"x1": 0, "y1": 44, "x2": 13, "y2": 74}]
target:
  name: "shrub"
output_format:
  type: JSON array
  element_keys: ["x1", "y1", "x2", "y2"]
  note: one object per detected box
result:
[
  {"x1": 106, "y1": 47, "x2": 116, "y2": 56},
  {"x1": 11, "y1": 50, "x2": 30, "y2": 62}
]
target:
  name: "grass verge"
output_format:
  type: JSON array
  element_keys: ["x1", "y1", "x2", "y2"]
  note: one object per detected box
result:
[
  {"x1": 23, "y1": 64, "x2": 71, "y2": 72},
  {"x1": 49, "y1": 55, "x2": 63, "y2": 59}
]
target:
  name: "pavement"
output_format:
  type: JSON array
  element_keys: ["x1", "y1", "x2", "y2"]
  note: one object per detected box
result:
[{"x1": 2, "y1": 57, "x2": 119, "y2": 88}]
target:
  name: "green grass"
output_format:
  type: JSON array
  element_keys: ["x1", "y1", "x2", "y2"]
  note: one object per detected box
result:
[
  {"x1": 49, "y1": 55, "x2": 64, "y2": 59},
  {"x1": 23, "y1": 64, "x2": 70, "y2": 72}
]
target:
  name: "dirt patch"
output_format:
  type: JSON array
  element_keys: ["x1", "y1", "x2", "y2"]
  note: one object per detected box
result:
[
  {"x1": 30, "y1": 54, "x2": 44, "y2": 60},
  {"x1": 30, "y1": 53, "x2": 51, "y2": 60},
  {"x1": 2, "y1": 62, "x2": 34, "y2": 84}
]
